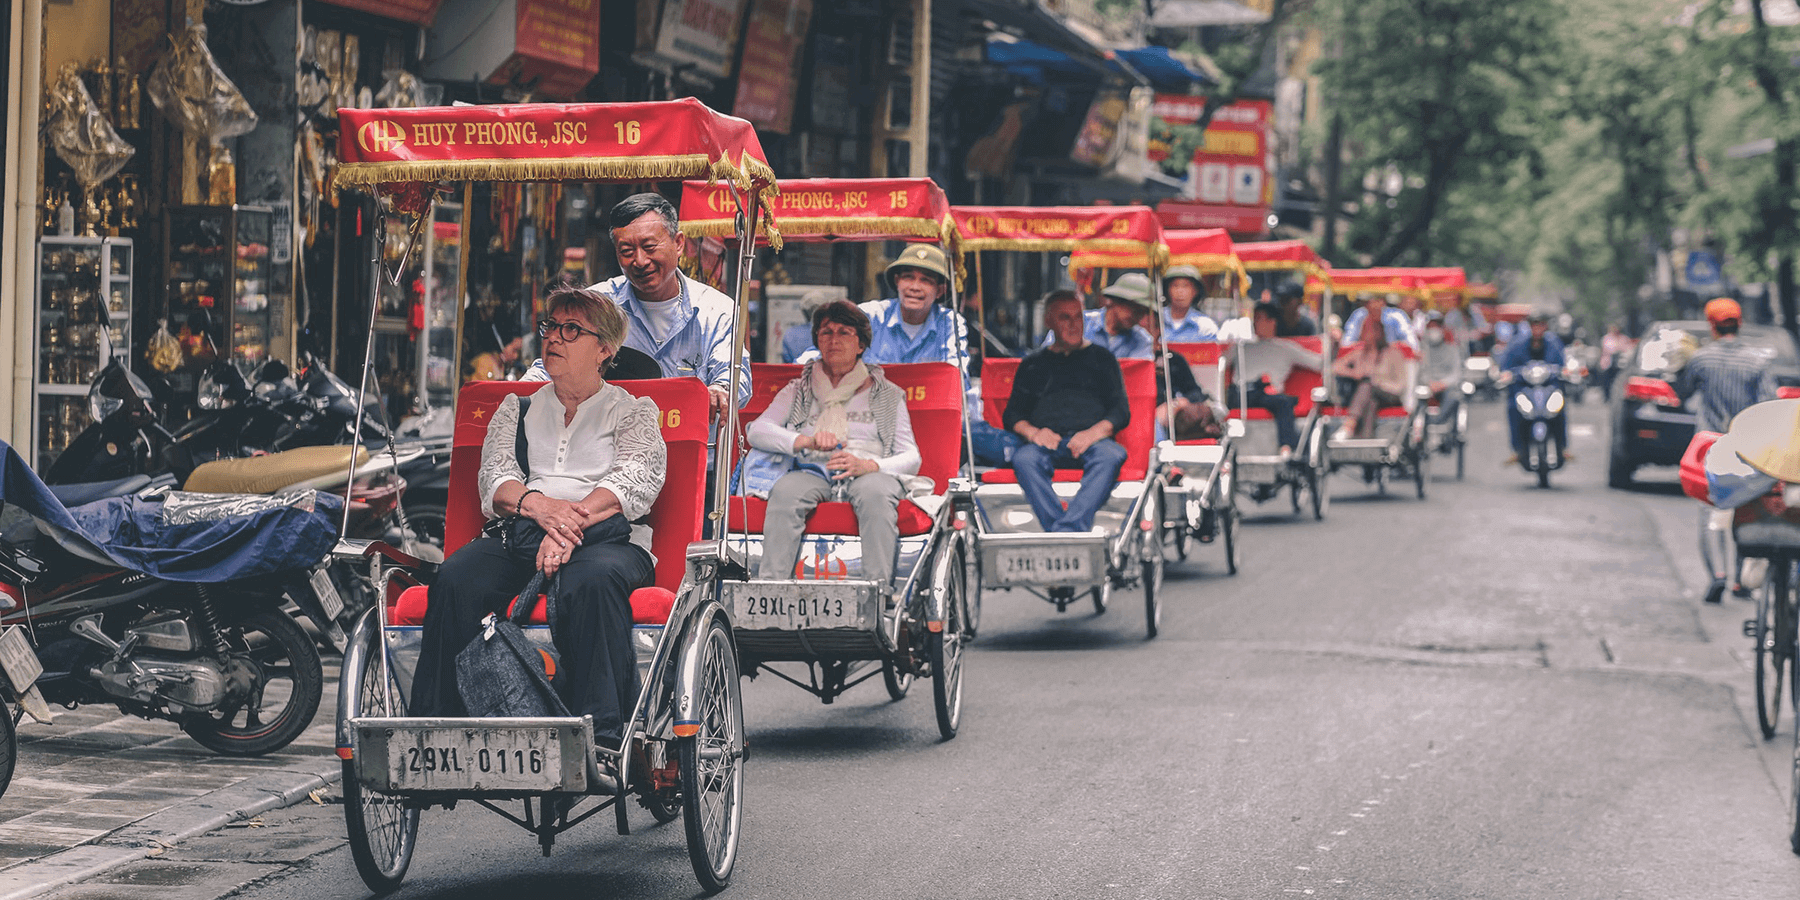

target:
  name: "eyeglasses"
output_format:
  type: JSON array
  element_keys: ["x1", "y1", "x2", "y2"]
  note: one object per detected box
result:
[
  {"x1": 815, "y1": 326, "x2": 861, "y2": 342},
  {"x1": 537, "y1": 319, "x2": 603, "y2": 343}
]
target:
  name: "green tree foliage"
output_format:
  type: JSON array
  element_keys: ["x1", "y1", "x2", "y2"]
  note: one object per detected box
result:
[{"x1": 1311, "y1": 0, "x2": 1560, "y2": 267}]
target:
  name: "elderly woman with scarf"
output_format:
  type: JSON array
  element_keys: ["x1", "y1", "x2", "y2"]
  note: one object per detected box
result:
[{"x1": 750, "y1": 300, "x2": 920, "y2": 586}]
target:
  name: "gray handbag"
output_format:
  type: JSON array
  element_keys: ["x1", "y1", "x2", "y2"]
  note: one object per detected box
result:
[{"x1": 454, "y1": 571, "x2": 570, "y2": 718}]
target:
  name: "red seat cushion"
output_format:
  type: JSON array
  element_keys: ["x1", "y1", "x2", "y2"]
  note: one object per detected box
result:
[
  {"x1": 978, "y1": 469, "x2": 1085, "y2": 483},
  {"x1": 1174, "y1": 438, "x2": 1220, "y2": 446},
  {"x1": 1319, "y1": 406, "x2": 1411, "y2": 419},
  {"x1": 725, "y1": 497, "x2": 935, "y2": 536},
  {"x1": 389, "y1": 584, "x2": 675, "y2": 627}
]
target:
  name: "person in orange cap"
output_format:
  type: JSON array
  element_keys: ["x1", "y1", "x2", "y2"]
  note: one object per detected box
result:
[{"x1": 1678, "y1": 296, "x2": 1779, "y2": 603}]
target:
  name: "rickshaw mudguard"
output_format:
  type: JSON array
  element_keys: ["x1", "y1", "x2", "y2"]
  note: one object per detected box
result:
[{"x1": 672, "y1": 597, "x2": 734, "y2": 736}]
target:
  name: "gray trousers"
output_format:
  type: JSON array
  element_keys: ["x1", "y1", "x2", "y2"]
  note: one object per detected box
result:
[{"x1": 758, "y1": 471, "x2": 904, "y2": 586}]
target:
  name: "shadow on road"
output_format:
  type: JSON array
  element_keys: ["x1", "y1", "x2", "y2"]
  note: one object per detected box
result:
[
  {"x1": 972, "y1": 622, "x2": 1145, "y2": 652},
  {"x1": 746, "y1": 723, "x2": 929, "y2": 758},
  {"x1": 1613, "y1": 480, "x2": 1685, "y2": 496}
]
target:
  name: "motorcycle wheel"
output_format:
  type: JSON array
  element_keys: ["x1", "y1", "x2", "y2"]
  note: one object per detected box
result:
[
  {"x1": 1534, "y1": 440, "x2": 1551, "y2": 489},
  {"x1": 0, "y1": 703, "x2": 15, "y2": 801},
  {"x1": 402, "y1": 503, "x2": 446, "y2": 554},
  {"x1": 181, "y1": 609, "x2": 323, "y2": 757}
]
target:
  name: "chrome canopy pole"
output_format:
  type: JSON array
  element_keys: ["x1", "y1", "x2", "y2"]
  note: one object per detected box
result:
[
  {"x1": 711, "y1": 190, "x2": 762, "y2": 556},
  {"x1": 341, "y1": 204, "x2": 425, "y2": 540}
]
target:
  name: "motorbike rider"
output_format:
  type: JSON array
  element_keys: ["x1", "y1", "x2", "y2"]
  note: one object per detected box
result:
[
  {"x1": 1677, "y1": 298, "x2": 1779, "y2": 604},
  {"x1": 1499, "y1": 311, "x2": 1566, "y2": 466},
  {"x1": 1599, "y1": 323, "x2": 1631, "y2": 402},
  {"x1": 1421, "y1": 313, "x2": 1465, "y2": 426}
]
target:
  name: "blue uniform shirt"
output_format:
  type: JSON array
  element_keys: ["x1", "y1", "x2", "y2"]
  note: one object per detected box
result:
[
  {"x1": 598, "y1": 272, "x2": 751, "y2": 408},
  {"x1": 1342, "y1": 306, "x2": 1420, "y2": 348},
  {"x1": 1043, "y1": 308, "x2": 1154, "y2": 359},
  {"x1": 1161, "y1": 308, "x2": 1219, "y2": 343}
]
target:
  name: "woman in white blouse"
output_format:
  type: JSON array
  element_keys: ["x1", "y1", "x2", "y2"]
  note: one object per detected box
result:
[
  {"x1": 751, "y1": 300, "x2": 919, "y2": 585},
  {"x1": 411, "y1": 287, "x2": 666, "y2": 749}
]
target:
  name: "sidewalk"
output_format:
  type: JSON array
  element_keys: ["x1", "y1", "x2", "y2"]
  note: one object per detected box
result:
[{"x1": 0, "y1": 661, "x2": 343, "y2": 900}]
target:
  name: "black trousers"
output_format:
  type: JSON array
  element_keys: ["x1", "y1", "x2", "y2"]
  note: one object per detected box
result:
[{"x1": 410, "y1": 532, "x2": 654, "y2": 742}]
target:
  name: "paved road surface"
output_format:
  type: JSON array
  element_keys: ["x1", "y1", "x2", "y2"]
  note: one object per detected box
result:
[{"x1": 14, "y1": 399, "x2": 1800, "y2": 900}]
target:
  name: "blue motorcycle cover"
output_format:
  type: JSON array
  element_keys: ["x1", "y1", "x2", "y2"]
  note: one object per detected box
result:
[{"x1": 1, "y1": 440, "x2": 341, "y2": 582}]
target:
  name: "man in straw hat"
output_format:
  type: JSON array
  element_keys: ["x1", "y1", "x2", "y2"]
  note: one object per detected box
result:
[
  {"x1": 1160, "y1": 265, "x2": 1219, "y2": 343},
  {"x1": 1043, "y1": 272, "x2": 1156, "y2": 359},
  {"x1": 1679, "y1": 297, "x2": 1779, "y2": 603}
]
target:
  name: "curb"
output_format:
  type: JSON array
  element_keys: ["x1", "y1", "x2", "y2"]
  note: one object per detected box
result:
[{"x1": 0, "y1": 761, "x2": 343, "y2": 900}]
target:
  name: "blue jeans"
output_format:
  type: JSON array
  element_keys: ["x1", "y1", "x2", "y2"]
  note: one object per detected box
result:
[
  {"x1": 970, "y1": 420, "x2": 1023, "y2": 467},
  {"x1": 1012, "y1": 436, "x2": 1128, "y2": 532}
]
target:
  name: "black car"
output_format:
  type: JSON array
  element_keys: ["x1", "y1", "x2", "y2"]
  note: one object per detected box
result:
[{"x1": 1607, "y1": 320, "x2": 1800, "y2": 488}]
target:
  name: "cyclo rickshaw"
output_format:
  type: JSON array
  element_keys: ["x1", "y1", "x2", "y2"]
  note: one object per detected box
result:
[
  {"x1": 1071, "y1": 227, "x2": 1247, "y2": 572},
  {"x1": 676, "y1": 177, "x2": 975, "y2": 740},
  {"x1": 1317, "y1": 269, "x2": 1432, "y2": 500},
  {"x1": 950, "y1": 205, "x2": 1175, "y2": 638},
  {"x1": 1219, "y1": 240, "x2": 1337, "y2": 520},
  {"x1": 1677, "y1": 399, "x2": 1800, "y2": 852},
  {"x1": 325, "y1": 99, "x2": 771, "y2": 894}
]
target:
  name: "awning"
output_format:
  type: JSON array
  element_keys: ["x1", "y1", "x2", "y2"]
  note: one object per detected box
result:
[
  {"x1": 984, "y1": 36, "x2": 1213, "y2": 90},
  {"x1": 964, "y1": 0, "x2": 1115, "y2": 72}
]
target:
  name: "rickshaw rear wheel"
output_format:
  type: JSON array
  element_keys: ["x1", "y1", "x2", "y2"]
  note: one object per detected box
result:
[
  {"x1": 681, "y1": 615, "x2": 744, "y2": 893},
  {"x1": 1309, "y1": 469, "x2": 1329, "y2": 521},
  {"x1": 882, "y1": 659, "x2": 913, "y2": 701},
  {"x1": 930, "y1": 545, "x2": 967, "y2": 740},
  {"x1": 1413, "y1": 453, "x2": 1429, "y2": 500},
  {"x1": 1223, "y1": 506, "x2": 1240, "y2": 576},
  {"x1": 341, "y1": 618, "x2": 419, "y2": 894},
  {"x1": 1091, "y1": 584, "x2": 1108, "y2": 614},
  {"x1": 1455, "y1": 441, "x2": 1466, "y2": 480}
]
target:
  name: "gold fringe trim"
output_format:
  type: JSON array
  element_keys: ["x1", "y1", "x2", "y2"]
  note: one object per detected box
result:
[{"x1": 959, "y1": 237, "x2": 1167, "y2": 263}]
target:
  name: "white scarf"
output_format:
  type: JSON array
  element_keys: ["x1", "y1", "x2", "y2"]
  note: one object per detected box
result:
[{"x1": 811, "y1": 360, "x2": 869, "y2": 441}]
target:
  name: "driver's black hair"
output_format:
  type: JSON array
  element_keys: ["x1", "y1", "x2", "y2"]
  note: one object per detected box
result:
[
  {"x1": 608, "y1": 192, "x2": 679, "y2": 237},
  {"x1": 1253, "y1": 301, "x2": 1281, "y2": 321},
  {"x1": 1716, "y1": 317, "x2": 1740, "y2": 336}
]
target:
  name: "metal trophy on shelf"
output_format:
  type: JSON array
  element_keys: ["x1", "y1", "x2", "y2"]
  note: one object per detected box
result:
[
  {"x1": 43, "y1": 63, "x2": 134, "y2": 236},
  {"x1": 146, "y1": 24, "x2": 257, "y2": 205}
]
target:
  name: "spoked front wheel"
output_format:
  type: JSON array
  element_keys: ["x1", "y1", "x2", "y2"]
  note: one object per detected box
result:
[
  {"x1": 340, "y1": 614, "x2": 419, "y2": 894},
  {"x1": 681, "y1": 615, "x2": 745, "y2": 894},
  {"x1": 1222, "y1": 505, "x2": 1241, "y2": 576},
  {"x1": 930, "y1": 545, "x2": 968, "y2": 740}
]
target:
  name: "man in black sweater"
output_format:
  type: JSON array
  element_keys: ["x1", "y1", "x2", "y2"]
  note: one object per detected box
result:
[{"x1": 1004, "y1": 291, "x2": 1131, "y2": 532}]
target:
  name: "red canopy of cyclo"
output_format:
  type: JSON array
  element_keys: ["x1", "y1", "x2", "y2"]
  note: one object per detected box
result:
[
  {"x1": 1236, "y1": 240, "x2": 1331, "y2": 282},
  {"x1": 678, "y1": 177, "x2": 955, "y2": 247},
  {"x1": 1069, "y1": 227, "x2": 1247, "y2": 288},
  {"x1": 950, "y1": 205, "x2": 1169, "y2": 267},
  {"x1": 1323, "y1": 267, "x2": 1467, "y2": 303},
  {"x1": 334, "y1": 98, "x2": 778, "y2": 212}
]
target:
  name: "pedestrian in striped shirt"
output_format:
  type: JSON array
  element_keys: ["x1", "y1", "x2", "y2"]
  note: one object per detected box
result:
[{"x1": 1678, "y1": 297, "x2": 1778, "y2": 604}]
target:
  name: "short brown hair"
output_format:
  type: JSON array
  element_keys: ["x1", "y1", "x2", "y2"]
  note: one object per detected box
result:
[
  {"x1": 546, "y1": 286, "x2": 628, "y2": 354},
  {"x1": 811, "y1": 299, "x2": 872, "y2": 350},
  {"x1": 1042, "y1": 289, "x2": 1082, "y2": 318}
]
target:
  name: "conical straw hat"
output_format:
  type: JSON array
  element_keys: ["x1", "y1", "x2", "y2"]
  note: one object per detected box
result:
[{"x1": 1731, "y1": 399, "x2": 1800, "y2": 482}]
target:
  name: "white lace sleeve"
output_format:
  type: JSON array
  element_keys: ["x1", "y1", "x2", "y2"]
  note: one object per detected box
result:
[
  {"x1": 595, "y1": 396, "x2": 667, "y2": 522},
  {"x1": 478, "y1": 393, "x2": 526, "y2": 519}
]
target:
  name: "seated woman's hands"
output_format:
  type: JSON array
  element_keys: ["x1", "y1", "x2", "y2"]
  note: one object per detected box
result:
[
  {"x1": 520, "y1": 492, "x2": 590, "y2": 549},
  {"x1": 796, "y1": 430, "x2": 841, "y2": 452},
  {"x1": 536, "y1": 532, "x2": 574, "y2": 576},
  {"x1": 827, "y1": 450, "x2": 877, "y2": 480}
]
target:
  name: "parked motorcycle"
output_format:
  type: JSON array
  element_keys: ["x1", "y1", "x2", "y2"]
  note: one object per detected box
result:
[
  {"x1": 44, "y1": 359, "x2": 421, "y2": 648},
  {"x1": 1505, "y1": 359, "x2": 1568, "y2": 488},
  {"x1": 0, "y1": 451, "x2": 335, "y2": 766}
]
